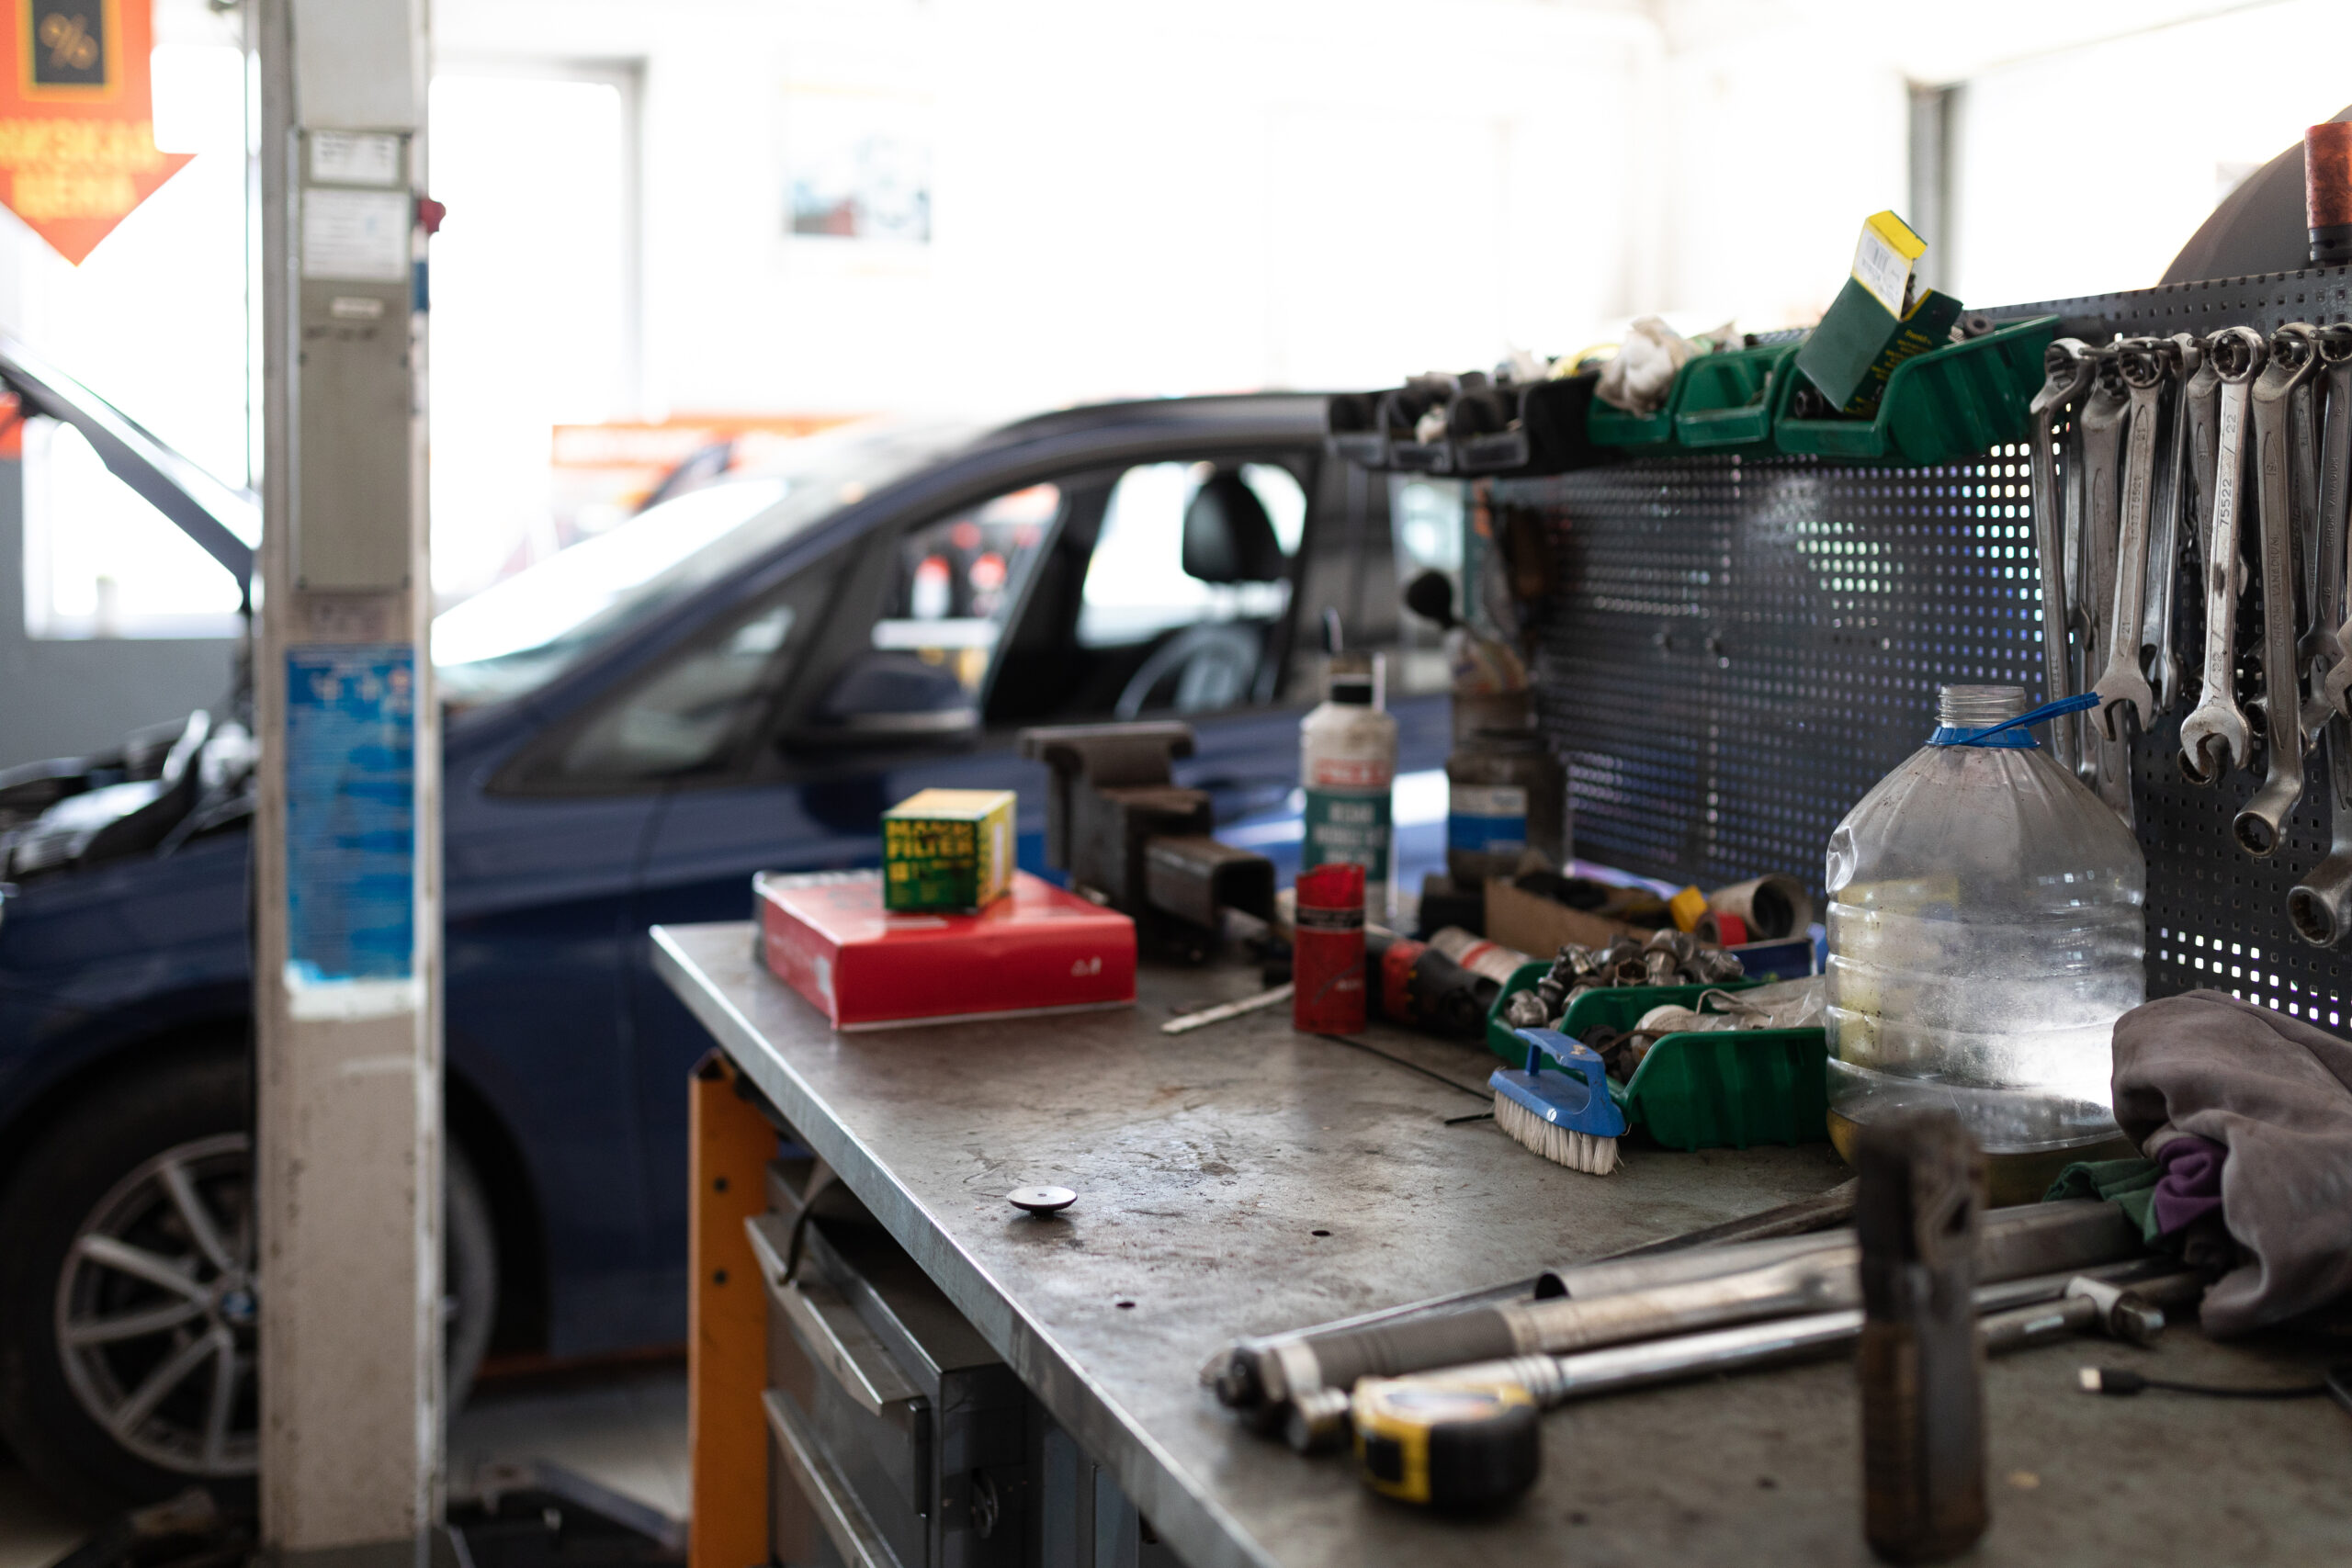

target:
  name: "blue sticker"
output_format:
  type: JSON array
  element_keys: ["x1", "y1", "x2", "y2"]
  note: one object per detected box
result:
[{"x1": 286, "y1": 645, "x2": 415, "y2": 986}]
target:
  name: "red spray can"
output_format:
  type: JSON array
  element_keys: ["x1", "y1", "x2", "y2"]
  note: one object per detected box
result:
[{"x1": 1293, "y1": 863, "x2": 1366, "y2": 1033}]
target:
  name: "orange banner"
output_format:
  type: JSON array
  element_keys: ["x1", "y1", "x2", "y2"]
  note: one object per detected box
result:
[{"x1": 0, "y1": 0, "x2": 189, "y2": 264}]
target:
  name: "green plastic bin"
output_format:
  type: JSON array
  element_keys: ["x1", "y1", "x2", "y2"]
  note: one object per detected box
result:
[
  {"x1": 1585, "y1": 358, "x2": 1690, "y2": 450},
  {"x1": 1673, "y1": 344, "x2": 1796, "y2": 451},
  {"x1": 1772, "y1": 314, "x2": 2059, "y2": 467},
  {"x1": 1484, "y1": 965, "x2": 1827, "y2": 1151}
]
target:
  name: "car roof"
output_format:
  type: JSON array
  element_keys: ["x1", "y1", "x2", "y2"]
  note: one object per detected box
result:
[{"x1": 966, "y1": 391, "x2": 1332, "y2": 454}]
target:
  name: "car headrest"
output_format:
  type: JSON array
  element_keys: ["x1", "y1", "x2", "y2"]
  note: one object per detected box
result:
[{"x1": 1182, "y1": 472, "x2": 1284, "y2": 584}]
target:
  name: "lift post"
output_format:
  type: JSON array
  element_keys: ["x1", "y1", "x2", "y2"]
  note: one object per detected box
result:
[{"x1": 252, "y1": 1, "x2": 439, "y2": 1562}]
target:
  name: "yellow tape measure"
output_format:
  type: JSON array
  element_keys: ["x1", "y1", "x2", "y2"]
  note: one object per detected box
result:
[{"x1": 1351, "y1": 1377, "x2": 1540, "y2": 1508}]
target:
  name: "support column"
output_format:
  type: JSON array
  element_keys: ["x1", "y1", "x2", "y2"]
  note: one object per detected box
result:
[{"x1": 252, "y1": 2, "x2": 439, "y2": 1563}]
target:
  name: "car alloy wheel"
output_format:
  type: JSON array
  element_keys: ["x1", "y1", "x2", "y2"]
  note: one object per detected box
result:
[{"x1": 54, "y1": 1132, "x2": 258, "y2": 1477}]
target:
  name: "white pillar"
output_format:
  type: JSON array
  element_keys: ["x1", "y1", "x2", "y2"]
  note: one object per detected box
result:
[{"x1": 253, "y1": 1, "x2": 440, "y2": 1562}]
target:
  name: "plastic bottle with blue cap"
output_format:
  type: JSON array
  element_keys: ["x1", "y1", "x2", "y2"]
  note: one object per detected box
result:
[{"x1": 1823, "y1": 684, "x2": 2144, "y2": 1182}]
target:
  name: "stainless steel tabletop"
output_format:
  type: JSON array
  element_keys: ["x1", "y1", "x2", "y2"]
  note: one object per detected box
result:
[{"x1": 651, "y1": 922, "x2": 2350, "y2": 1568}]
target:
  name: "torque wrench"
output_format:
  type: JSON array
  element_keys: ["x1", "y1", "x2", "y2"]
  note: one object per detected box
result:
[
  {"x1": 2029, "y1": 339, "x2": 2096, "y2": 773},
  {"x1": 1293, "y1": 1267, "x2": 2199, "y2": 1455},
  {"x1": 2094, "y1": 338, "x2": 2175, "y2": 737},
  {"x1": 2235, "y1": 321, "x2": 2323, "y2": 855},
  {"x1": 2181, "y1": 327, "x2": 2267, "y2": 784}
]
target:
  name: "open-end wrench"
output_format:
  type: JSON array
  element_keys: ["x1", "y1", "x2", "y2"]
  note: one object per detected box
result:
[
  {"x1": 2287, "y1": 328, "x2": 2352, "y2": 946},
  {"x1": 2289, "y1": 709, "x2": 2352, "y2": 945},
  {"x1": 2234, "y1": 321, "x2": 2323, "y2": 856},
  {"x1": 2313, "y1": 325, "x2": 2352, "y2": 719},
  {"x1": 2094, "y1": 339, "x2": 2175, "y2": 738},
  {"x1": 2142, "y1": 334, "x2": 2201, "y2": 713},
  {"x1": 2028, "y1": 339, "x2": 2095, "y2": 773},
  {"x1": 2180, "y1": 327, "x2": 2266, "y2": 784},
  {"x1": 2075, "y1": 352, "x2": 2132, "y2": 809}
]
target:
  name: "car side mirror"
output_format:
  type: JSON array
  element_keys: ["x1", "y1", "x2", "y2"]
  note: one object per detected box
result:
[{"x1": 794, "y1": 649, "x2": 980, "y2": 750}]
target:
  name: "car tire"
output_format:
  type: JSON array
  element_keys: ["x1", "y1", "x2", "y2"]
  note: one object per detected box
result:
[{"x1": 0, "y1": 1047, "x2": 499, "y2": 1518}]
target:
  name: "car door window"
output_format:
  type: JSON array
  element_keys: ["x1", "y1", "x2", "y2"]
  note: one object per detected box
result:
[
  {"x1": 986, "y1": 458, "x2": 1304, "y2": 724},
  {"x1": 870, "y1": 483, "x2": 1063, "y2": 696},
  {"x1": 1077, "y1": 462, "x2": 1302, "y2": 649},
  {"x1": 548, "y1": 559, "x2": 841, "y2": 784}
]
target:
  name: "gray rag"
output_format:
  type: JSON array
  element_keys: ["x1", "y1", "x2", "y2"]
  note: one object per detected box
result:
[{"x1": 2110, "y1": 988, "x2": 2352, "y2": 1335}]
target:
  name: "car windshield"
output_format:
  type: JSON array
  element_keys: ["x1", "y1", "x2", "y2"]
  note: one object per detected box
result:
[{"x1": 434, "y1": 419, "x2": 975, "y2": 707}]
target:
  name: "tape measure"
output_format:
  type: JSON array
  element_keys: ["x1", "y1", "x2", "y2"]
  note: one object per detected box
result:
[{"x1": 1351, "y1": 1377, "x2": 1541, "y2": 1508}]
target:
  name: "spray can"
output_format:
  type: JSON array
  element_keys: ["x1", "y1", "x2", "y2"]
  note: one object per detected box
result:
[
  {"x1": 1294, "y1": 863, "x2": 1368, "y2": 1033},
  {"x1": 1302, "y1": 636, "x2": 1398, "y2": 919}
]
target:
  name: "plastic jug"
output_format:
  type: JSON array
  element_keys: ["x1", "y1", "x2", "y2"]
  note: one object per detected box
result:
[{"x1": 1824, "y1": 685, "x2": 2144, "y2": 1161}]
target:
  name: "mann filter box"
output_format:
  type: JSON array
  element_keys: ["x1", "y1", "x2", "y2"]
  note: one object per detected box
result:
[
  {"x1": 1793, "y1": 210, "x2": 1964, "y2": 415},
  {"x1": 755, "y1": 869, "x2": 1136, "y2": 1030},
  {"x1": 881, "y1": 788, "x2": 1015, "y2": 911}
]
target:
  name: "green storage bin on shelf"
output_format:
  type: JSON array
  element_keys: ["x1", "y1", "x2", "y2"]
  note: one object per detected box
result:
[
  {"x1": 1585, "y1": 358, "x2": 1690, "y2": 450},
  {"x1": 1673, "y1": 343, "x2": 1797, "y2": 451},
  {"x1": 1483, "y1": 965, "x2": 1827, "y2": 1151},
  {"x1": 1772, "y1": 314, "x2": 2059, "y2": 467}
]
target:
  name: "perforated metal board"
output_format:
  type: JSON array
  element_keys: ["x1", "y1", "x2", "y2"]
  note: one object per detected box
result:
[{"x1": 1497, "y1": 265, "x2": 2352, "y2": 1030}]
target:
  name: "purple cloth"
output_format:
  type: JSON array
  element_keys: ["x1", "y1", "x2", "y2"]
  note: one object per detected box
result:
[
  {"x1": 2150, "y1": 1134, "x2": 2226, "y2": 1235},
  {"x1": 2111, "y1": 989, "x2": 2352, "y2": 1335}
]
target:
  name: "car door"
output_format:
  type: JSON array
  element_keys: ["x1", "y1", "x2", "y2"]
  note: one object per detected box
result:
[{"x1": 441, "y1": 751, "x2": 668, "y2": 1355}]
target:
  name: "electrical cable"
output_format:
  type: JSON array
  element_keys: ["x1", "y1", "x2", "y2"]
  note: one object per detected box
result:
[{"x1": 2077, "y1": 1366, "x2": 2327, "y2": 1399}]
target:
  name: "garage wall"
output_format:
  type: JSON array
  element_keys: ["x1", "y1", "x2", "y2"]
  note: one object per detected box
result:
[
  {"x1": 433, "y1": 0, "x2": 1667, "y2": 417},
  {"x1": 0, "y1": 464, "x2": 239, "y2": 770}
]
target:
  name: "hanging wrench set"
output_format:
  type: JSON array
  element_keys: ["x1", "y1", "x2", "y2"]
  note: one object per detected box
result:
[
  {"x1": 1511, "y1": 268, "x2": 2352, "y2": 1023},
  {"x1": 2032, "y1": 320, "x2": 2352, "y2": 945}
]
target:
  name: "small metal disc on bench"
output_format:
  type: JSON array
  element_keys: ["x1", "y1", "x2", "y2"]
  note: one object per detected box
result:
[{"x1": 1008, "y1": 1186, "x2": 1077, "y2": 1215}]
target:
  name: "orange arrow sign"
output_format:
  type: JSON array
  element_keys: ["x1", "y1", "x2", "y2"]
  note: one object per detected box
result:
[{"x1": 0, "y1": 0, "x2": 190, "y2": 265}]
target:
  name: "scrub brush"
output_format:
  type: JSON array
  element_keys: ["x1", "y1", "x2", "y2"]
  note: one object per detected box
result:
[{"x1": 1488, "y1": 1027, "x2": 1629, "y2": 1176}]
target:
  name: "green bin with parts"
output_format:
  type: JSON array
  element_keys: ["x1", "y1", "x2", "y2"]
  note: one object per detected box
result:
[{"x1": 1485, "y1": 964, "x2": 1827, "y2": 1151}]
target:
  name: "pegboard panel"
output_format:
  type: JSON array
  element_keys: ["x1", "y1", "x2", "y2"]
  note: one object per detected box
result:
[{"x1": 1497, "y1": 265, "x2": 2352, "y2": 1028}]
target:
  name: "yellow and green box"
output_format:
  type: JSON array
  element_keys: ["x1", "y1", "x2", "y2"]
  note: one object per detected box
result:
[
  {"x1": 881, "y1": 788, "x2": 1015, "y2": 912},
  {"x1": 1794, "y1": 210, "x2": 1964, "y2": 416}
]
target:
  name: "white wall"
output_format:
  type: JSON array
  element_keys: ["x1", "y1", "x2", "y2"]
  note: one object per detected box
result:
[
  {"x1": 435, "y1": 0, "x2": 1665, "y2": 419},
  {"x1": 1946, "y1": 0, "x2": 2352, "y2": 306}
]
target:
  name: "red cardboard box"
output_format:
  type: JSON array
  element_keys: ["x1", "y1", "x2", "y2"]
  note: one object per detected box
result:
[{"x1": 754, "y1": 869, "x2": 1136, "y2": 1030}]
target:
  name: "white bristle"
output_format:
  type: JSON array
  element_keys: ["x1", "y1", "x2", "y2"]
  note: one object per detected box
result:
[{"x1": 1493, "y1": 1089, "x2": 1620, "y2": 1176}]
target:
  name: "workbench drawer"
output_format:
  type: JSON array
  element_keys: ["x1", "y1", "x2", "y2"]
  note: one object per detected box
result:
[{"x1": 750, "y1": 1203, "x2": 1030, "y2": 1568}]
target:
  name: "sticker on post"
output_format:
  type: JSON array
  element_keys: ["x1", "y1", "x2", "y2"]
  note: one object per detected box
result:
[
  {"x1": 285, "y1": 645, "x2": 418, "y2": 1019},
  {"x1": 301, "y1": 187, "x2": 409, "y2": 282},
  {"x1": 310, "y1": 130, "x2": 403, "y2": 186}
]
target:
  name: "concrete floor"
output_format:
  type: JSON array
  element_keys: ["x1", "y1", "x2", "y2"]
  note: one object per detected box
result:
[{"x1": 0, "y1": 1361, "x2": 687, "y2": 1566}]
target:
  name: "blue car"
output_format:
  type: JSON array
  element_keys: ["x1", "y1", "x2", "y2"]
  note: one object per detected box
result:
[{"x1": 0, "y1": 368, "x2": 1454, "y2": 1513}]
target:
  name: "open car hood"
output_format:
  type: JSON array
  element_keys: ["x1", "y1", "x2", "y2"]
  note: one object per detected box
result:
[{"x1": 0, "y1": 326, "x2": 259, "y2": 598}]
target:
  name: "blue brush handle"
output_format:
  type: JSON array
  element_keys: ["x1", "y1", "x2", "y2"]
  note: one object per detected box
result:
[{"x1": 1514, "y1": 1027, "x2": 1606, "y2": 1111}]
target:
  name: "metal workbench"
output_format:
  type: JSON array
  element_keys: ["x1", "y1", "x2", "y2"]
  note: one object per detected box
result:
[{"x1": 653, "y1": 922, "x2": 2350, "y2": 1568}]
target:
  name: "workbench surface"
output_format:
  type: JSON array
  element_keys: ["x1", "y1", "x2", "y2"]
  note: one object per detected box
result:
[{"x1": 652, "y1": 922, "x2": 2349, "y2": 1568}]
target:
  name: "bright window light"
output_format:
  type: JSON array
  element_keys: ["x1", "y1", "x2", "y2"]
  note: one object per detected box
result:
[
  {"x1": 15, "y1": 41, "x2": 249, "y2": 640},
  {"x1": 428, "y1": 73, "x2": 631, "y2": 606}
]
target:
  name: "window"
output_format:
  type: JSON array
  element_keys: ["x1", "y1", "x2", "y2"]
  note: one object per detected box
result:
[
  {"x1": 1077, "y1": 462, "x2": 1301, "y2": 649},
  {"x1": 17, "y1": 34, "x2": 252, "y2": 638},
  {"x1": 1387, "y1": 474, "x2": 1464, "y2": 696},
  {"x1": 428, "y1": 70, "x2": 635, "y2": 605},
  {"x1": 549, "y1": 560, "x2": 837, "y2": 784},
  {"x1": 871, "y1": 482, "x2": 1061, "y2": 694}
]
